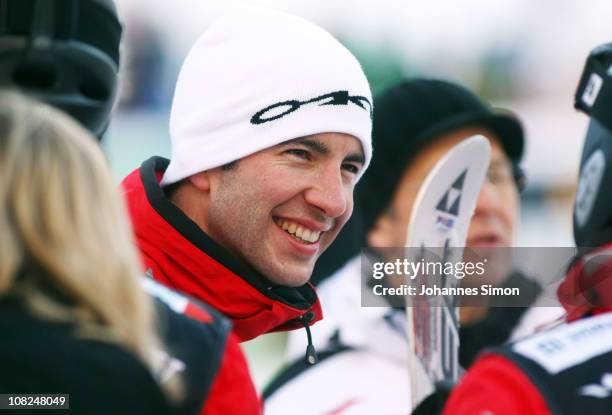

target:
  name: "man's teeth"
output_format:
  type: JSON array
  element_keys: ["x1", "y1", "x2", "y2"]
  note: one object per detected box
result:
[{"x1": 276, "y1": 219, "x2": 321, "y2": 243}]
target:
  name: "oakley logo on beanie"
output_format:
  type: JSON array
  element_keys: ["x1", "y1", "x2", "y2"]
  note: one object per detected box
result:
[{"x1": 251, "y1": 90, "x2": 372, "y2": 125}]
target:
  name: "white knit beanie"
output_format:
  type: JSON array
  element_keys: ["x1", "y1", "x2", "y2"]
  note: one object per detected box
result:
[{"x1": 161, "y1": 8, "x2": 373, "y2": 186}]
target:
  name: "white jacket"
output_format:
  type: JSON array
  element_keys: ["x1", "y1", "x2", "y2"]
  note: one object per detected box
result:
[
  {"x1": 264, "y1": 256, "x2": 565, "y2": 414},
  {"x1": 265, "y1": 257, "x2": 412, "y2": 414}
]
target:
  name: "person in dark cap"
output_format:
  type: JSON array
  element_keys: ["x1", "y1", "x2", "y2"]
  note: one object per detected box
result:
[
  {"x1": 263, "y1": 78, "x2": 542, "y2": 414},
  {"x1": 310, "y1": 78, "x2": 524, "y2": 284},
  {"x1": 442, "y1": 41, "x2": 612, "y2": 415}
]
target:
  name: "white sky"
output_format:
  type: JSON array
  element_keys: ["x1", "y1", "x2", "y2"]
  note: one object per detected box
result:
[{"x1": 115, "y1": 0, "x2": 612, "y2": 187}]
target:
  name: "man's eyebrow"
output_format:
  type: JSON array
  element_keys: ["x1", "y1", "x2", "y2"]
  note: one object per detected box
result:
[
  {"x1": 345, "y1": 153, "x2": 365, "y2": 165},
  {"x1": 290, "y1": 138, "x2": 329, "y2": 155},
  {"x1": 283, "y1": 137, "x2": 365, "y2": 165}
]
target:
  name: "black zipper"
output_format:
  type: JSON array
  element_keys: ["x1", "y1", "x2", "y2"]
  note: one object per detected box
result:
[{"x1": 299, "y1": 312, "x2": 318, "y2": 365}]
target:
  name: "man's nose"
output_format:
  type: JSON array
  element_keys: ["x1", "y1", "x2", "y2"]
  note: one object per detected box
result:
[
  {"x1": 303, "y1": 166, "x2": 350, "y2": 218},
  {"x1": 474, "y1": 181, "x2": 499, "y2": 216}
]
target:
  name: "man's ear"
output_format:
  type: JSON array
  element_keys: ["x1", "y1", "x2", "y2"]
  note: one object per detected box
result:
[{"x1": 188, "y1": 171, "x2": 212, "y2": 192}]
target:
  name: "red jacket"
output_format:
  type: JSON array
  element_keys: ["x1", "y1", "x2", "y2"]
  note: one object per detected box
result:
[
  {"x1": 444, "y1": 246, "x2": 612, "y2": 415},
  {"x1": 122, "y1": 157, "x2": 323, "y2": 415}
]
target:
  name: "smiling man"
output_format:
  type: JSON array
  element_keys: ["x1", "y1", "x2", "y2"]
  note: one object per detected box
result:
[
  {"x1": 121, "y1": 8, "x2": 372, "y2": 415},
  {"x1": 170, "y1": 133, "x2": 365, "y2": 288}
]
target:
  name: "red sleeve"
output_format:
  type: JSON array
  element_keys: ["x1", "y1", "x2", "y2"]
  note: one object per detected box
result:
[
  {"x1": 443, "y1": 355, "x2": 552, "y2": 415},
  {"x1": 200, "y1": 332, "x2": 261, "y2": 415}
]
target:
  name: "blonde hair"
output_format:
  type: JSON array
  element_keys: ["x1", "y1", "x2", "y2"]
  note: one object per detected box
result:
[{"x1": 0, "y1": 91, "x2": 174, "y2": 394}]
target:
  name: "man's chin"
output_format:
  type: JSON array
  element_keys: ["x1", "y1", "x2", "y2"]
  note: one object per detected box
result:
[{"x1": 265, "y1": 266, "x2": 313, "y2": 288}]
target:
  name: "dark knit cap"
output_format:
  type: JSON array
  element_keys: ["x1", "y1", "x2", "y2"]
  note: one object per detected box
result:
[{"x1": 358, "y1": 78, "x2": 525, "y2": 232}]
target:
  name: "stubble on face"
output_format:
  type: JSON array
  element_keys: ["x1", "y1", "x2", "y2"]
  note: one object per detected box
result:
[
  {"x1": 203, "y1": 133, "x2": 363, "y2": 287},
  {"x1": 206, "y1": 166, "x2": 281, "y2": 279}
]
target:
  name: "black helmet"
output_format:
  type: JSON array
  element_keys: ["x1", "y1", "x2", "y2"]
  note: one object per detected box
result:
[
  {"x1": 0, "y1": 0, "x2": 122, "y2": 138},
  {"x1": 573, "y1": 43, "x2": 612, "y2": 246}
]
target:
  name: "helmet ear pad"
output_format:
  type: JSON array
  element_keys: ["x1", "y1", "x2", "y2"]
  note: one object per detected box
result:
[{"x1": 0, "y1": 0, "x2": 121, "y2": 139}]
